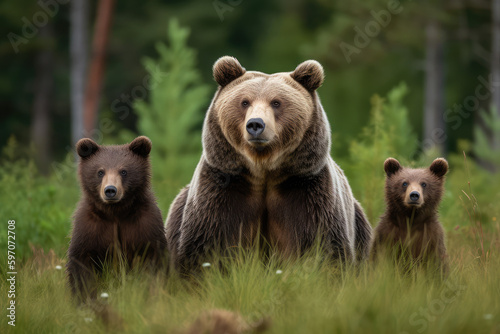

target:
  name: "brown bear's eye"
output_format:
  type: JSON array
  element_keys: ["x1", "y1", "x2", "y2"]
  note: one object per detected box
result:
[
  {"x1": 98, "y1": 170, "x2": 104, "y2": 177},
  {"x1": 271, "y1": 100, "x2": 281, "y2": 108},
  {"x1": 421, "y1": 182, "x2": 426, "y2": 188},
  {"x1": 402, "y1": 182, "x2": 408, "y2": 187},
  {"x1": 241, "y1": 100, "x2": 250, "y2": 107},
  {"x1": 120, "y1": 170, "x2": 127, "y2": 176}
]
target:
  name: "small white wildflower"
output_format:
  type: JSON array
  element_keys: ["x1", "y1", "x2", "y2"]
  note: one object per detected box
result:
[
  {"x1": 276, "y1": 270, "x2": 283, "y2": 275},
  {"x1": 84, "y1": 317, "x2": 93, "y2": 323},
  {"x1": 55, "y1": 265, "x2": 62, "y2": 270},
  {"x1": 202, "y1": 262, "x2": 211, "y2": 268},
  {"x1": 100, "y1": 292, "x2": 109, "y2": 299},
  {"x1": 483, "y1": 314, "x2": 493, "y2": 320}
]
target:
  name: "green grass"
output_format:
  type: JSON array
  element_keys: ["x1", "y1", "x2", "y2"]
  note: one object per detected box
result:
[{"x1": 1, "y1": 229, "x2": 499, "y2": 333}]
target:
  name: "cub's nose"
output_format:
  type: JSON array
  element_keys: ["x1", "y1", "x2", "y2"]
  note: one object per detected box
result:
[
  {"x1": 104, "y1": 185, "x2": 117, "y2": 199},
  {"x1": 409, "y1": 191, "x2": 420, "y2": 202},
  {"x1": 246, "y1": 118, "x2": 265, "y2": 137}
]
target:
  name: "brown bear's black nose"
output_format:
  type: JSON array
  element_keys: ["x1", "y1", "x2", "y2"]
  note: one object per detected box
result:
[
  {"x1": 246, "y1": 118, "x2": 265, "y2": 137},
  {"x1": 409, "y1": 191, "x2": 420, "y2": 201},
  {"x1": 104, "y1": 186, "x2": 117, "y2": 198}
]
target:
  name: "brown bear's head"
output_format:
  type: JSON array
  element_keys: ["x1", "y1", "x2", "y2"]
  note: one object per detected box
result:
[
  {"x1": 204, "y1": 56, "x2": 330, "y2": 174},
  {"x1": 76, "y1": 136, "x2": 152, "y2": 208},
  {"x1": 383, "y1": 157, "x2": 448, "y2": 214}
]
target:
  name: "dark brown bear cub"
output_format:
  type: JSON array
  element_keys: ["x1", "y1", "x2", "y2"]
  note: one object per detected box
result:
[
  {"x1": 67, "y1": 136, "x2": 167, "y2": 300},
  {"x1": 370, "y1": 158, "x2": 449, "y2": 273}
]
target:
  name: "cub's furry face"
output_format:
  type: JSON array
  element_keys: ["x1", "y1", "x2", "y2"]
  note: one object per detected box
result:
[
  {"x1": 383, "y1": 158, "x2": 448, "y2": 213},
  {"x1": 76, "y1": 136, "x2": 152, "y2": 206},
  {"x1": 211, "y1": 56, "x2": 324, "y2": 164}
]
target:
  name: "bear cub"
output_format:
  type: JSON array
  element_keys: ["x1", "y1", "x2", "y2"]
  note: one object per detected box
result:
[
  {"x1": 67, "y1": 136, "x2": 167, "y2": 300},
  {"x1": 370, "y1": 157, "x2": 449, "y2": 273}
]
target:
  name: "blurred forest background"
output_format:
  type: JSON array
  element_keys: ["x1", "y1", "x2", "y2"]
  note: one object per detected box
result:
[{"x1": 1, "y1": 0, "x2": 499, "y2": 258}]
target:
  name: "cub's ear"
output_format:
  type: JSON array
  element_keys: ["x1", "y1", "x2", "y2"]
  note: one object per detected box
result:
[
  {"x1": 129, "y1": 136, "x2": 152, "y2": 158},
  {"x1": 430, "y1": 158, "x2": 448, "y2": 177},
  {"x1": 76, "y1": 138, "x2": 99, "y2": 159},
  {"x1": 384, "y1": 158, "x2": 402, "y2": 177},
  {"x1": 213, "y1": 56, "x2": 246, "y2": 87},
  {"x1": 291, "y1": 60, "x2": 324, "y2": 91}
]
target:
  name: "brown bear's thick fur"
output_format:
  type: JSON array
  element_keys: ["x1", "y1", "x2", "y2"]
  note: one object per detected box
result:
[
  {"x1": 67, "y1": 136, "x2": 167, "y2": 300},
  {"x1": 166, "y1": 56, "x2": 372, "y2": 274},
  {"x1": 370, "y1": 157, "x2": 449, "y2": 273}
]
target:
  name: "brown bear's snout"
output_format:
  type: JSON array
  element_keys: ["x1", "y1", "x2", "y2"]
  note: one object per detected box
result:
[
  {"x1": 242, "y1": 101, "x2": 276, "y2": 148},
  {"x1": 246, "y1": 118, "x2": 266, "y2": 138},
  {"x1": 405, "y1": 183, "x2": 424, "y2": 207},
  {"x1": 409, "y1": 191, "x2": 420, "y2": 202},
  {"x1": 104, "y1": 185, "x2": 117, "y2": 199},
  {"x1": 100, "y1": 171, "x2": 124, "y2": 203}
]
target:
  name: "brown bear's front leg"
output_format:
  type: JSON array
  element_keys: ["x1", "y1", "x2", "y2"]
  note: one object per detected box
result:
[
  {"x1": 120, "y1": 205, "x2": 168, "y2": 272},
  {"x1": 174, "y1": 164, "x2": 263, "y2": 275},
  {"x1": 66, "y1": 253, "x2": 101, "y2": 302},
  {"x1": 266, "y1": 167, "x2": 354, "y2": 262},
  {"x1": 165, "y1": 187, "x2": 190, "y2": 267},
  {"x1": 67, "y1": 220, "x2": 109, "y2": 302},
  {"x1": 354, "y1": 201, "x2": 372, "y2": 261},
  {"x1": 369, "y1": 235, "x2": 383, "y2": 263}
]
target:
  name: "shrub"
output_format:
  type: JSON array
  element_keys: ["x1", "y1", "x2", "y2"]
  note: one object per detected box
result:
[{"x1": 346, "y1": 82, "x2": 417, "y2": 223}]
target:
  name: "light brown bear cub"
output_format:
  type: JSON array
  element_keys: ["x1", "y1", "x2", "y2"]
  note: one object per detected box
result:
[
  {"x1": 67, "y1": 136, "x2": 167, "y2": 301},
  {"x1": 166, "y1": 56, "x2": 372, "y2": 275},
  {"x1": 370, "y1": 158, "x2": 449, "y2": 273}
]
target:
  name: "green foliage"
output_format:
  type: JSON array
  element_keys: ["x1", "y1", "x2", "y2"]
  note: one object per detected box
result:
[
  {"x1": 440, "y1": 142, "x2": 500, "y2": 232},
  {"x1": 347, "y1": 82, "x2": 417, "y2": 223},
  {"x1": 133, "y1": 19, "x2": 209, "y2": 161},
  {"x1": 124, "y1": 20, "x2": 210, "y2": 211},
  {"x1": 0, "y1": 137, "x2": 78, "y2": 260},
  {"x1": 473, "y1": 107, "x2": 500, "y2": 168}
]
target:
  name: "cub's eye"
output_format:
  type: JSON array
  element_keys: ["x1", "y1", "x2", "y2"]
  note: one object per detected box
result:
[
  {"x1": 98, "y1": 171, "x2": 104, "y2": 177},
  {"x1": 421, "y1": 182, "x2": 427, "y2": 188},
  {"x1": 271, "y1": 100, "x2": 281, "y2": 108},
  {"x1": 402, "y1": 182, "x2": 408, "y2": 187},
  {"x1": 120, "y1": 170, "x2": 127, "y2": 176},
  {"x1": 241, "y1": 100, "x2": 250, "y2": 107}
]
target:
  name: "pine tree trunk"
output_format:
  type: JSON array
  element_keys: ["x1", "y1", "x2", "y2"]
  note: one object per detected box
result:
[
  {"x1": 423, "y1": 19, "x2": 446, "y2": 156},
  {"x1": 31, "y1": 24, "x2": 54, "y2": 174},
  {"x1": 84, "y1": 0, "x2": 116, "y2": 135},
  {"x1": 70, "y1": 0, "x2": 89, "y2": 146}
]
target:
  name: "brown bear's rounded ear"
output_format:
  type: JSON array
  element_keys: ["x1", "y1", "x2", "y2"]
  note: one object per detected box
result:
[
  {"x1": 213, "y1": 56, "x2": 246, "y2": 87},
  {"x1": 129, "y1": 136, "x2": 152, "y2": 158},
  {"x1": 76, "y1": 138, "x2": 99, "y2": 159},
  {"x1": 291, "y1": 60, "x2": 324, "y2": 92},
  {"x1": 384, "y1": 158, "x2": 402, "y2": 177},
  {"x1": 430, "y1": 158, "x2": 448, "y2": 177}
]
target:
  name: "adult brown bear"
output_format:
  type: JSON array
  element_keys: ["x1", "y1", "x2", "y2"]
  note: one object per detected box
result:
[{"x1": 166, "y1": 56, "x2": 372, "y2": 273}]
